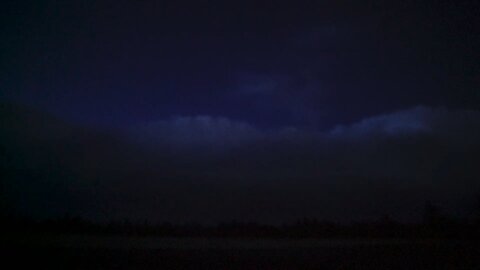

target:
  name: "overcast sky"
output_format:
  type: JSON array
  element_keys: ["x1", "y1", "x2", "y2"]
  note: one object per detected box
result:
[
  {"x1": 2, "y1": 0, "x2": 479, "y2": 129},
  {"x1": 1, "y1": 0, "x2": 480, "y2": 223}
]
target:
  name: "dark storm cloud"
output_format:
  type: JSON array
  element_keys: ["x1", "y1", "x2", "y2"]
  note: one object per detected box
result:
[
  {"x1": 109, "y1": 106, "x2": 480, "y2": 223},
  {"x1": 3, "y1": 102, "x2": 480, "y2": 223},
  {"x1": 233, "y1": 73, "x2": 282, "y2": 96},
  {"x1": 330, "y1": 106, "x2": 480, "y2": 142},
  {"x1": 128, "y1": 106, "x2": 480, "y2": 150},
  {"x1": 327, "y1": 107, "x2": 480, "y2": 180},
  {"x1": 1, "y1": 0, "x2": 480, "y2": 223},
  {"x1": 2, "y1": 0, "x2": 478, "y2": 129},
  {"x1": 129, "y1": 115, "x2": 262, "y2": 150},
  {"x1": 126, "y1": 107, "x2": 479, "y2": 182}
]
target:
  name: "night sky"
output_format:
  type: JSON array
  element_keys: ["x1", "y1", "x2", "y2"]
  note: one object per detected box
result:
[{"x1": 1, "y1": 0, "x2": 480, "y2": 223}]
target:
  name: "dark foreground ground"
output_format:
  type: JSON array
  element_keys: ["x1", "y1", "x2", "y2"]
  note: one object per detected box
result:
[{"x1": 2, "y1": 235, "x2": 480, "y2": 269}]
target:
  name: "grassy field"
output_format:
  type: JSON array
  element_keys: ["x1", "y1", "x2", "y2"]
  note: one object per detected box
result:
[{"x1": 3, "y1": 235, "x2": 480, "y2": 269}]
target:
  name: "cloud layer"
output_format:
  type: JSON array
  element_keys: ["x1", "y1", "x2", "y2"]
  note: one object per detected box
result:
[
  {"x1": 330, "y1": 106, "x2": 480, "y2": 142},
  {"x1": 3, "y1": 104, "x2": 480, "y2": 223},
  {"x1": 128, "y1": 106, "x2": 480, "y2": 150},
  {"x1": 128, "y1": 116, "x2": 262, "y2": 150}
]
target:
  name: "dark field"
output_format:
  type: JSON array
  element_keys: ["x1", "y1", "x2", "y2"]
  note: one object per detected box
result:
[{"x1": 3, "y1": 236, "x2": 480, "y2": 269}]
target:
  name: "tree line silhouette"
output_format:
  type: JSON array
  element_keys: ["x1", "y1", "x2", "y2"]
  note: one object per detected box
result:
[{"x1": 3, "y1": 201, "x2": 480, "y2": 239}]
